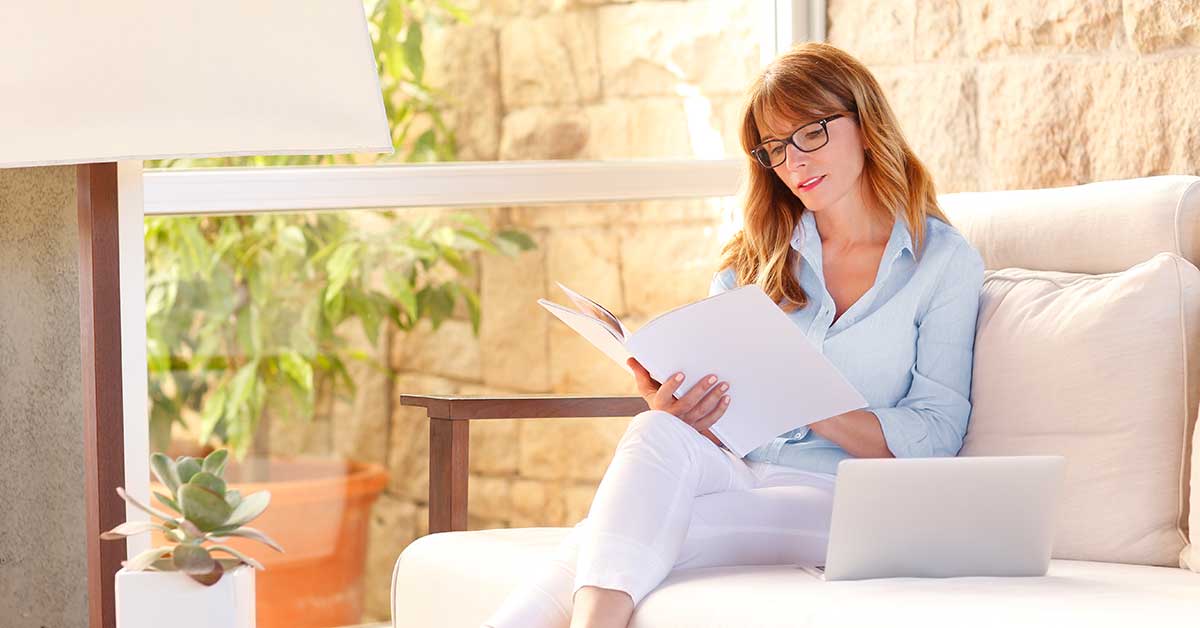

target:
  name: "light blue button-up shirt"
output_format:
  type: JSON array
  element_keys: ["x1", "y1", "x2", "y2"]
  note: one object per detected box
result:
[{"x1": 709, "y1": 209, "x2": 985, "y2": 475}]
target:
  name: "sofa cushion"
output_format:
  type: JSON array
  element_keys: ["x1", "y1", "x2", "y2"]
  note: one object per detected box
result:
[
  {"x1": 391, "y1": 527, "x2": 1200, "y2": 627},
  {"x1": 1187, "y1": 406, "x2": 1200, "y2": 572},
  {"x1": 940, "y1": 175, "x2": 1200, "y2": 274},
  {"x1": 960, "y1": 252, "x2": 1199, "y2": 568}
]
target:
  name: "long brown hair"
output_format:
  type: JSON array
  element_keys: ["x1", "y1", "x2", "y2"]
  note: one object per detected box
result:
[{"x1": 719, "y1": 42, "x2": 950, "y2": 312}]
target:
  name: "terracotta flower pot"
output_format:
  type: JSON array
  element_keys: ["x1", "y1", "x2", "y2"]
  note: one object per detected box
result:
[{"x1": 153, "y1": 457, "x2": 388, "y2": 628}]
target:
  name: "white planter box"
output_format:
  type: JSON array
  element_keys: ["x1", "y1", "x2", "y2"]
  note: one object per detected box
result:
[{"x1": 115, "y1": 564, "x2": 256, "y2": 628}]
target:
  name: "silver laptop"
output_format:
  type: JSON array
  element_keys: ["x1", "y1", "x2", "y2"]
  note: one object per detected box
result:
[{"x1": 804, "y1": 455, "x2": 1066, "y2": 581}]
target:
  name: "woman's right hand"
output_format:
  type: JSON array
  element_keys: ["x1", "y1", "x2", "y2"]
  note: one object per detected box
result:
[{"x1": 626, "y1": 357, "x2": 731, "y2": 443}]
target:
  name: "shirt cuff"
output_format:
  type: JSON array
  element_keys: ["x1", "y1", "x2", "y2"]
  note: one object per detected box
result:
[{"x1": 868, "y1": 407, "x2": 931, "y2": 458}]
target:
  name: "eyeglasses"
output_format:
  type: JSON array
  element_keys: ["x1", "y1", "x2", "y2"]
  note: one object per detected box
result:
[{"x1": 750, "y1": 114, "x2": 844, "y2": 169}]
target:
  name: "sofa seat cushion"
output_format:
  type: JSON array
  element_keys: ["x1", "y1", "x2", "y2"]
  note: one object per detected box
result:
[{"x1": 391, "y1": 528, "x2": 1200, "y2": 628}]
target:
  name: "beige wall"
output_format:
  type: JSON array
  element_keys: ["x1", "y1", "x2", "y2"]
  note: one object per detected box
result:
[{"x1": 0, "y1": 166, "x2": 86, "y2": 628}]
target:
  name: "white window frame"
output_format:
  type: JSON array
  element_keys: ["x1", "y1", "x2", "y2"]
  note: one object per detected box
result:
[{"x1": 123, "y1": 0, "x2": 824, "y2": 557}]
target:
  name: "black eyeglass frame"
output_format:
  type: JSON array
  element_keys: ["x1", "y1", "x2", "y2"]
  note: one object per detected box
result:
[{"x1": 750, "y1": 113, "x2": 846, "y2": 169}]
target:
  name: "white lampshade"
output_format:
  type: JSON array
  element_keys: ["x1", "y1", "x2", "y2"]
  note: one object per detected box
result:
[{"x1": 0, "y1": 1, "x2": 392, "y2": 168}]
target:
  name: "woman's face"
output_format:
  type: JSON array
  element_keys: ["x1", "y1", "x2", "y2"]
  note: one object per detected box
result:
[{"x1": 758, "y1": 111, "x2": 866, "y2": 213}]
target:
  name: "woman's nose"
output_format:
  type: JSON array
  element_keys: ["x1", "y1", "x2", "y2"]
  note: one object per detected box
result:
[{"x1": 784, "y1": 143, "x2": 810, "y2": 171}]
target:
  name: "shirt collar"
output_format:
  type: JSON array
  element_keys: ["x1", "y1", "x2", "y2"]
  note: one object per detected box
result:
[{"x1": 790, "y1": 210, "x2": 914, "y2": 270}]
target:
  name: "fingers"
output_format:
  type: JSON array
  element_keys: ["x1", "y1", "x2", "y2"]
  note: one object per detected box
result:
[
  {"x1": 675, "y1": 374, "x2": 720, "y2": 415},
  {"x1": 627, "y1": 358, "x2": 659, "y2": 396},
  {"x1": 685, "y1": 379, "x2": 728, "y2": 421},
  {"x1": 654, "y1": 371, "x2": 687, "y2": 409},
  {"x1": 690, "y1": 387, "x2": 732, "y2": 433}
]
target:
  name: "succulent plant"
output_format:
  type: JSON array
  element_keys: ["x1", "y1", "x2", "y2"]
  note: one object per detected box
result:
[{"x1": 101, "y1": 449, "x2": 283, "y2": 586}]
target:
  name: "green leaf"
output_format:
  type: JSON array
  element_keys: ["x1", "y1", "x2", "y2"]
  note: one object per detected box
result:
[
  {"x1": 404, "y1": 22, "x2": 425, "y2": 82},
  {"x1": 278, "y1": 351, "x2": 314, "y2": 393},
  {"x1": 187, "y1": 471, "x2": 227, "y2": 498},
  {"x1": 124, "y1": 546, "x2": 172, "y2": 572},
  {"x1": 153, "y1": 492, "x2": 181, "y2": 514},
  {"x1": 172, "y1": 543, "x2": 215, "y2": 575},
  {"x1": 198, "y1": 387, "x2": 228, "y2": 444},
  {"x1": 225, "y1": 490, "x2": 271, "y2": 528},
  {"x1": 175, "y1": 457, "x2": 202, "y2": 484},
  {"x1": 497, "y1": 229, "x2": 537, "y2": 254},
  {"x1": 224, "y1": 489, "x2": 243, "y2": 510},
  {"x1": 202, "y1": 449, "x2": 228, "y2": 476},
  {"x1": 210, "y1": 525, "x2": 284, "y2": 553},
  {"x1": 116, "y1": 487, "x2": 176, "y2": 522},
  {"x1": 226, "y1": 361, "x2": 259, "y2": 419},
  {"x1": 149, "y1": 453, "x2": 181, "y2": 497},
  {"x1": 178, "y1": 484, "x2": 233, "y2": 531},
  {"x1": 100, "y1": 520, "x2": 168, "y2": 540},
  {"x1": 385, "y1": 273, "x2": 418, "y2": 322},
  {"x1": 207, "y1": 544, "x2": 265, "y2": 571},
  {"x1": 187, "y1": 559, "x2": 225, "y2": 587}
]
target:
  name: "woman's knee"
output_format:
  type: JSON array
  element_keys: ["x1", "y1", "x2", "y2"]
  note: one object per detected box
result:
[{"x1": 622, "y1": 409, "x2": 701, "y2": 453}]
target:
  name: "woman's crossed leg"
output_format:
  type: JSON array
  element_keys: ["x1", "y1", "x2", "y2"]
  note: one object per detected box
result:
[{"x1": 482, "y1": 410, "x2": 836, "y2": 628}]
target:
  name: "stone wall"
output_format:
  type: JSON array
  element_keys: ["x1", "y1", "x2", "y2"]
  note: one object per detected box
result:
[
  {"x1": 827, "y1": 0, "x2": 1200, "y2": 193},
  {"x1": 339, "y1": 0, "x2": 1200, "y2": 620}
]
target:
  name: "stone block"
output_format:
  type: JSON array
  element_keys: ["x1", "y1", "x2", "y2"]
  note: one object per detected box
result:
[
  {"x1": 596, "y1": 1, "x2": 769, "y2": 98},
  {"x1": 915, "y1": 0, "x2": 964, "y2": 60},
  {"x1": 363, "y1": 495, "x2": 418, "y2": 620},
  {"x1": 1081, "y1": 55, "x2": 1200, "y2": 181},
  {"x1": 469, "y1": 420, "x2": 520, "y2": 476},
  {"x1": 545, "y1": 227, "x2": 625, "y2": 315},
  {"x1": 416, "y1": 505, "x2": 430, "y2": 538},
  {"x1": 517, "y1": 417, "x2": 630, "y2": 481},
  {"x1": 563, "y1": 483, "x2": 600, "y2": 524},
  {"x1": 511, "y1": 478, "x2": 567, "y2": 524},
  {"x1": 976, "y1": 61, "x2": 1090, "y2": 190},
  {"x1": 391, "y1": 317, "x2": 482, "y2": 382},
  {"x1": 584, "y1": 97, "x2": 713, "y2": 160},
  {"x1": 424, "y1": 23, "x2": 502, "y2": 161},
  {"x1": 332, "y1": 332, "x2": 393, "y2": 466},
  {"x1": 388, "y1": 373, "x2": 461, "y2": 501},
  {"x1": 469, "y1": 474, "x2": 513, "y2": 520},
  {"x1": 618, "y1": 223, "x2": 724, "y2": 317},
  {"x1": 871, "y1": 65, "x2": 979, "y2": 193},
  {"x1": 468, "y1": 514, "x2": 510, "y2": 531},
  {"x1": 1123, "y1": 0, "x2": 1200, "y2": 53},
  {"x1": 960, "y1": 0, "x2": 1124, "y2": 58},
  {"x1": 548, "y1": 320, "x2": 640, "y2": 394},
  {"x1": 828, "y1": 0, "x2": 916, "y2": 66},
  {"x1": 480, "y1": 237, "x2": 552, "y2": 392},
  {"x1": 500, "y1": 12, "x2": 600, "y2": 108},
  {"x1": 500, "y1": 106, "x2": 590, "y2": 160}
]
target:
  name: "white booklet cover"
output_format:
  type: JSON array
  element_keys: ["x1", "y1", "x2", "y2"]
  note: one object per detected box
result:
[{"x1": 537, "y1": 282, "x2": 868, "y2": 457}]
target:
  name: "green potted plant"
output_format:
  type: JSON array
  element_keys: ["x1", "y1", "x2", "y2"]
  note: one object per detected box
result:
[{"x1": 104, "y1": 450, "x2": 280, "y2": 628}]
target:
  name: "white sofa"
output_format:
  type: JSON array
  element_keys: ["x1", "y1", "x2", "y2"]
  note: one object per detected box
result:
[{"x1": 392, "y1": 176, "x2": 1200, "y2": 627}]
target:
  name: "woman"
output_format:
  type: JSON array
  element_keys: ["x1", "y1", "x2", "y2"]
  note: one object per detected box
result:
[{"x1": 483, "y1": 42, "x2": 985, "y2": 628}]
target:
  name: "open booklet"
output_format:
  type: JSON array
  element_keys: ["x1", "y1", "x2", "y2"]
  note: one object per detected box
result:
[{"x1": 537, "y1": 282, "x2": 868, "y2": 458}]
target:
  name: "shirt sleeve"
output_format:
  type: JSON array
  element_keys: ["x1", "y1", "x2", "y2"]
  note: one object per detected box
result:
[
  {"x1": 868, "y1": 239, "x2": 985, "y2": 458},
  {"x1": 708, "y1": 267, "x2": 736, "y2": 297}
]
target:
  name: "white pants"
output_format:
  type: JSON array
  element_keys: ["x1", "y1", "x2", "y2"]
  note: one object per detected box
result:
[{"x1": 483, "y1": 410, "x2": 838, "y2": 628}]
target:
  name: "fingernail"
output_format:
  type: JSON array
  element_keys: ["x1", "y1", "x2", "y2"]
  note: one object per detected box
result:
[
  {"x1": 722, "y1": 396, "x2": 730, "y2": 404},
  {"x1": 719, "y1": 383, "x2": 729, "y2": 392},
  {"x1": 674, "y1": 373, "x2": 684, "y2": 382},
  {"x1": 706, "y1": 375, "x2": 716, "y2": 385}
]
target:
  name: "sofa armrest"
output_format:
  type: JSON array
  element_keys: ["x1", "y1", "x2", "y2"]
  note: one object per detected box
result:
[{"x1": 399, "y1": 394, "x2": 647, "y2": 533}]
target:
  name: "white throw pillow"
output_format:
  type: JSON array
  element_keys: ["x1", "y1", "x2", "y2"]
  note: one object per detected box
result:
[{"x1": 961, "y1": 252, "x2": 1199, "y2": 568}]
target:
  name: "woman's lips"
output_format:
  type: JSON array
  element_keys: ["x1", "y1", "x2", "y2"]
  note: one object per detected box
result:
[{"x1": 797, "y1": 175, "x2": 826, "y2": 191}]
